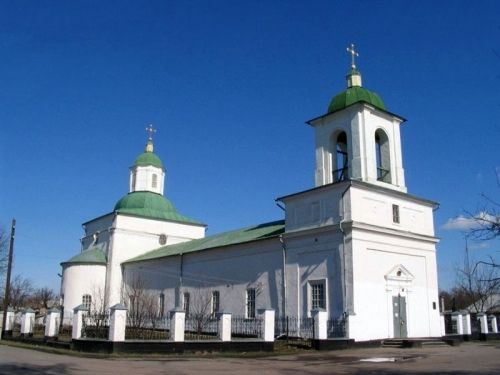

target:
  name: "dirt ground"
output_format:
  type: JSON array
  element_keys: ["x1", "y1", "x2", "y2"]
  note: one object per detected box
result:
[{"x1": 0, "y1": 341, "x2": 499, "y2": 375}]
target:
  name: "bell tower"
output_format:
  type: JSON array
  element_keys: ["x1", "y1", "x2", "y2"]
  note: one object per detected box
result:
[{"x1": 307, "y1": 44, "x2": 407, "y2": 193}]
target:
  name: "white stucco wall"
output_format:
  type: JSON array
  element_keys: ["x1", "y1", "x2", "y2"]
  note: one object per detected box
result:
[
  {"x1": 60, "y1": 264, "x2": 106, "y2": 323},
  {"x1": 106, "y1": 214, "x2": 206, "y2": 307},
  {"x1": 348, "y1": 229, "x2": 440, "y2": 341},
  {"x1": 123, "y1": 237, "x2": 284, "y2": 317}
]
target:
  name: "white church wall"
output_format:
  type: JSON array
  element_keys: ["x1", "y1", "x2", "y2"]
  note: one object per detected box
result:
[
  {"x1": 282, "y1": 183, "x2": 346, "y2": 232},
  {"x1": 357, "y1": 108, "x2": 405, "y2": 190},
  {"x1": 106, "y1": 214, "x2": 206, "y2": 306},
  {"x1": 349, "y1": 185, "x2": 435, "y2": 236},
  {"x1": 60, "y1": 264, "x2": 106, "y2": 323},
  {"x1": 348, "y1": 229, "x2": 440, "y2": 341},
  {"x1": 81, "y1": 214, "x2": 114, "y2": 251},
  {"x1": 122, "y1": 237, "x2": 284, "y2": 317},
  {"x1": 313, "y1": 109, "x2": 353, "y2": 186},
  {"x1": 284, "y1": 230, "x2": 345, "y2": 320}
]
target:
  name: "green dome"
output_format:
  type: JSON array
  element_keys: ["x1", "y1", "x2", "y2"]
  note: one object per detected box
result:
[
  {"x1": 328, "y1": 86, "x2": 386, "y2": 113},
  {"x1": 114, "y1": 191, "x2": 201, "y2": 225},
  {"x1": 134, "y1": 152, "x2": 164, "y2": 169}
]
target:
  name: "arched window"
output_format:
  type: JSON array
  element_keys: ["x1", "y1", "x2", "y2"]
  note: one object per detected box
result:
[
  {"x1": 375, "y1": 129, "x2": 391, "y2": 183},
  {"x1": 152, "y1": 174, "x2": 158, "y2": 188},
  {"x1": 332, "y1": 131, "x2": 348, "y2": 182},
  {"x1": 82, "y1": 294, "x2": 92, "y2": 310}
]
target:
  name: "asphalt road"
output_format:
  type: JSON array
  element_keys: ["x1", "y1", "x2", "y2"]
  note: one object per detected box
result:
[{"x1": 0, "y1": 341, "x2": 499, "y2": 375}]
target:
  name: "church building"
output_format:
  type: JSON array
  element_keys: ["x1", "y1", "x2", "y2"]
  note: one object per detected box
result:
[{"x1": 60, "y1": 47, "x2": 441, "y2": 341}]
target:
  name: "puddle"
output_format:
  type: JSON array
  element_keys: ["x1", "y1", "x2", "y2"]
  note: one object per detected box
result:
[
  {"x1": 359, "y1": 356, "x2": 422, "y2": 363},
  {"x1": 359, "y1": 357, "x2": 397, "y2": 363}
]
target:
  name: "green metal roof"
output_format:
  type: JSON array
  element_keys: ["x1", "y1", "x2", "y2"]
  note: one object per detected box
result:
[
  {"x1": 328, "y1": 86, "x2": 386, "y2": 113},
  {"x1": 114, "y1": 191, "x2": 203, "y2": 225},
  {"x1": 125, "y1": 220, "x2": 285, "y2": 263},
  {"x1": 61, "y1": 247, "x2": 107, "y2": 266},
  {"x1": 134, "y1": 152, "x2": 164, "y2": 169}
]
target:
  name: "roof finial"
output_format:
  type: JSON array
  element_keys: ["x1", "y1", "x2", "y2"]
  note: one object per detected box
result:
[
  {"x1": 346, "y1": 43, "x2": 359, "y2": 70},
  {"x1": 145, "y1": 124, "x2": 156, "y2": 153},
  {"x1": 345, "y1": 43, "x2": 362, "y2": 88}
]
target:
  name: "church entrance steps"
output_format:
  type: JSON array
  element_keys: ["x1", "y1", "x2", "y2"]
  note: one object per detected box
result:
[{"x1": 382, "y1": 338, "x2": 451, "y2": 348}]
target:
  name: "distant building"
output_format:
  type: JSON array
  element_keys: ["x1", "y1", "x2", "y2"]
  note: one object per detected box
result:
[{"x1": 61, "y1": 48, "x2": 441, "y2": 341}]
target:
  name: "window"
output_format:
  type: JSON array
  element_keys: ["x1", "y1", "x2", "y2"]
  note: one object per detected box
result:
[
  {"x1": 82, "y1": 294, "x2": 92, "y2": 310},
  {"x1": 152, "y1": 174, "x2": 158, "y2": 188},
  {"x1": 183, "y1": 292, "x2": 190, "y2": 316},
  {"x1": 212, "y1": 291, "x2": 220, "y2": 315},
  {"x1": 333, "y1": 131, "x2": 348, "y2": 182},
  {"x1": 392, "y1": 204, "x2": 400, "y2": 223},
  {"x1": 131, "y1": 173, "x2": 136, "y2": 190},
  {"x1": 310, "y1": 281, "x2": 326, "y2": 310},
  {"x1": 375, "y1": 129, "x2": 391, "y2": 183},
  {"x1": 159, "y1": 293, "x2": 165, "y2": 318},
  {"x1": 246, "y1": 289, "x2": 256, "y2": 318}
]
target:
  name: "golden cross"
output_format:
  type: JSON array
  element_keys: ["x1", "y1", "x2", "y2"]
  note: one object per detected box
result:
[
  {"x1": 145, "y1": 124, "x2": 156, "y2": 141},
  {"x1": 346, "y1": 43, "x2": 359, "y2": 69}
]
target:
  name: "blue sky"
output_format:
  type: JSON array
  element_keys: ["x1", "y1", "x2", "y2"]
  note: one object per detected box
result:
[{"x1": 1, "y1": 1, "x2": 498, "y2": 293}]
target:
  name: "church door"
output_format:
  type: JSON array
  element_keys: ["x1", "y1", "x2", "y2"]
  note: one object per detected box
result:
[{"x1": 392, "y1": 294, "x2": 407, "y2": 338}]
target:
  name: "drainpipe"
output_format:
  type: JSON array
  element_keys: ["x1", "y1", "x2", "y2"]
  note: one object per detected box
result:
[
  {"x1": 275, "y1": 201, "x2": 286, "y2": 318},
  {"x1": 279, "y1": 234, "x2": 287, "y2": 318},
  {"x1": 339, "y1": 182, "x2": 351, "y2": 333},
  {"x1": 178, "y1": 253, "x2": 184, "y2": 308}
]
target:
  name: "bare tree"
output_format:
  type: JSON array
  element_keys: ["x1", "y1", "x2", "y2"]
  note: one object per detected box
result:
[
  {"x1": 456, "y1": 244, "x2": 499, "y2": 312},
  {"x1": 466, "y1": 194, "x2": 500, "y2": 241},
  {"x1": 6, "y1": 275, "x2": 33, "y2": 311},
  {"x1": 122, "y1": 276, "x2": 159, "y2": 329},
  {"x1": 30, "y1": 287, "x2": 57, "y2": 311}
]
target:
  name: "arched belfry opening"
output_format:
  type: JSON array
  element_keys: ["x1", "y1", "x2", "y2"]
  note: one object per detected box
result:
[
  {"x1": 332, "y1": 131, "x2": 349, "y2": 182},
  {"x1": 375, "y1": 129, "x2": 391, "y2": 183}
]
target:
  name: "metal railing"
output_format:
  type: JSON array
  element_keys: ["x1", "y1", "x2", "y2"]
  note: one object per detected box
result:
[
  {"x1": 377, "y1": 167, "x2": 390, "y2": 182},
  {"x1": 81, "y1": 312, "x2": 109, "y2": 339},
  {"x1": 275, "y1": 316, "x2": 315, "y2": 339},
  {"x1": 185, "y1": 314, "x2": 218, "y2": 340},
  {"x1": 231, "y1": 316, "x2": 262, "y2": 339},
  {"x1": 333, "y1": 167, "x2": 348, "y2": 182},
  {"x1": 327, "y1": 317, "x2": 346, "y2": 338},
  {"x1": 126, "y1": 316, "x2": 170, "y2": 340}
]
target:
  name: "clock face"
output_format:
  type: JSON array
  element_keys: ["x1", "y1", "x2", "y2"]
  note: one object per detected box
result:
[{"x1": 159, "y1": 234, "x2": 167, "y2": 245}]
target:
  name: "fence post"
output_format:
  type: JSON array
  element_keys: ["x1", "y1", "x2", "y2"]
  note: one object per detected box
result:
[
  {"x1": 440, "y1": 313, "x2": 446, "y2": 336},
  {"x1": 258, "y1": 309, "x2": 275, "y2": 342},
  {"x1": 72, "y1": 304, "x2": 89, "y2": 340},
  {"x1": 489, "y1": 315, "x2": 498, "y2": 333},
  {"x1": 462, "y1": 312, "x2": 472, "y2": 335},
  {"x1": 109, "y1": 303, "x2": 127, "y2": 342},
  {"x1": 477, "y1": 313, "x2": 488, "y2": 334},
  {"x1": 3, "y1": 308, "x2": 15, "y2": 336},
  {"x1": 312, "y1": 309, "x2": 328, "y2": 340},
  {"x1": 452, "y1": 311, "x2": 463, "y2": 335},
  {"x1": 169, "y1": 308, "x2": 185, "y2": 342},
  {"x1": 20, "y1": 308, "x2": 35, "y2": 337},
  {"x1": 217, "y1": 311, "x2": 231, "y2": 342},
  {"x1": 45, "y1": 308, "x2": 61, "y2": 339}
]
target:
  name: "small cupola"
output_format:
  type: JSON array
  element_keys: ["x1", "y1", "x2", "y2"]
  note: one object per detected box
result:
[
  {"x1": 129, "y1": 125, "x2": 166, "y2": 195},
  {"x1": 327, "y1": 44, "x2": 386, "y2": 114}
]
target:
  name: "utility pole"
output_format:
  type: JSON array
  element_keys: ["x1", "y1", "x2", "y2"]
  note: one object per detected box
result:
[{"x1": 1, "y1": 219, "x2": 15, "y2": 339}]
